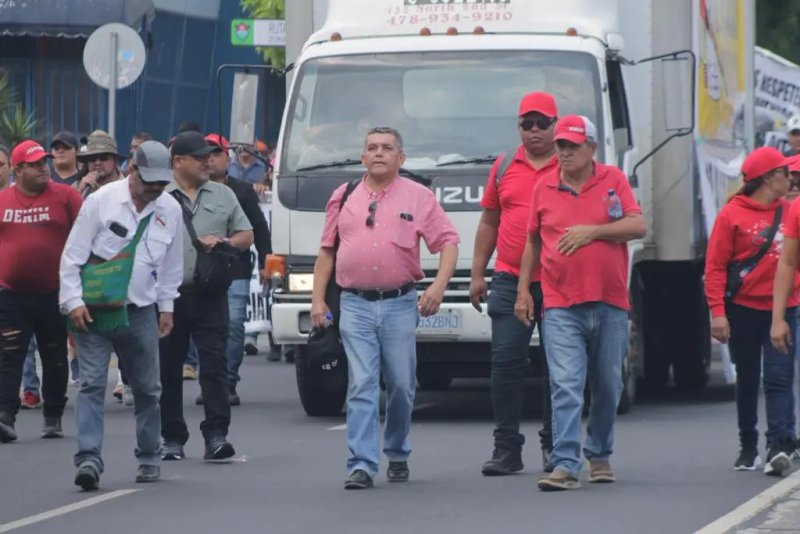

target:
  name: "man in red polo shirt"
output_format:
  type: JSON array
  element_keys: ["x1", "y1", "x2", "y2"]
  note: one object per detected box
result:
[
  {"x1": 515, "y1": 116, "x2": 646, "y2": 491},
  {"x1": 0, "y1": 140, "x2": 82, "y2": 443},
  {"x1": 470, "y1": 92, "x2": 558, "y2": 476}
]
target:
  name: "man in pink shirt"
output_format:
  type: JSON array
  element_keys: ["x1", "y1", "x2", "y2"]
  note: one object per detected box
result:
[{"x1": 311, "y1": 126, "x2": 459, "y2": 490}]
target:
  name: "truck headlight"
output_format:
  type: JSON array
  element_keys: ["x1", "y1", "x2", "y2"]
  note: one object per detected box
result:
[{"x1": 288, "y1": 273, "x2": 314, "y2": 292}]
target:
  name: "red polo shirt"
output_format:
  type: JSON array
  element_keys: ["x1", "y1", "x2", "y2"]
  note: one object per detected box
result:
[
  {"x1": 481, "y1": 146, "x2": 558, "y2": 280},
  {"x1": 527, "y1": 163, "x2": 641, "y2": 310}
]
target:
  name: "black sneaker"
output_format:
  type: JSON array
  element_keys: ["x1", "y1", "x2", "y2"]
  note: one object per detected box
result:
[
  {"x1": 542, "y1": 447, "x2": 554, "y2": 473},
  {"x1": 244, "y1": 342, "x2": 258, "y2": 356},
  {"x1": 387, "y1": 461, "x2": 409, "y2": 482},
  {"x1": 481, "y1": 447, "x2": 523, "y2": 476},
  {"x1": 344, "y1": 469, "x2": 373, "y2": 490},
  {"x1": 0, "y1": 411, "x2": 17, "y2": 443},
  {"x1": 162, "y1": 441, "x2": 185, "y2": 461},
  {"x1": 764, "y1": 446, "x2": 792, "y2": 477},
  {"x1": 74, "y1": 464, "x2": 99, "y2": 491},
  {"x1": 734, "y1": 447, "x2": 761, "y2": 471},
  {"x1": 135, "y1": 465, "x2": 160, "y2": 483},
  {"x1": 42, "y1": 416, "x2": 63, "y2": 439},
  {"x1": 229, "y1": 386, "x2": 240, "y2": 407},
  {"x1": 204, "y1": 436, "x2": 235, "y2": 461},
  {"x1": 195, "y1": 393, "x2": 204, "y2": 406}
]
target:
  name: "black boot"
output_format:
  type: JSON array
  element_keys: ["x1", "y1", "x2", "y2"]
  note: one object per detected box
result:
[{"x1": 481, "y1": 447, "x2": 523, "y2": 476}]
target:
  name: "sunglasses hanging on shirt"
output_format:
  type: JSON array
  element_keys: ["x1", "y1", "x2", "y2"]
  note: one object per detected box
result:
[{"x1": 366, "y1": 201, "x2": 378, "y2": 228}]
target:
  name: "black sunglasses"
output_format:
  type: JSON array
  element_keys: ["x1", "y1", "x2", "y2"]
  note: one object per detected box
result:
[
  {"x1": 84, "y1": 154, "x2": 115, "y2": 163},
  {"x1": 519, "y1": 117, "x2": 555, "y2": 132},
  {"x1": 366, "y1": 201, "x2": 378, "y2": 228}
]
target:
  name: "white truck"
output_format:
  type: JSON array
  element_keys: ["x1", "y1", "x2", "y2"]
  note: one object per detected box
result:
[{"x1": 269, "y1": 0, "x2": 755, "y2": 416}]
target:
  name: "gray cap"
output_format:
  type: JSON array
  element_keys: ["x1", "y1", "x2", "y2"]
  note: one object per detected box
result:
[{"x1": 131, "y1": 141, "x2": 173, "y2": 183}]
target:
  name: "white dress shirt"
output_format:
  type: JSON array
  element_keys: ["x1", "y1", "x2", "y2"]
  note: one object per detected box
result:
[{"x1": 59, "y1": 178, "x2": 184, "y2": 313}]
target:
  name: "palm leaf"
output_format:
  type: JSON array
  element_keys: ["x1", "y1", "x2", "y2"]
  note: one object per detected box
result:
[{"x1": 0, "y1": 104, "x2": 40, "y2": 146}]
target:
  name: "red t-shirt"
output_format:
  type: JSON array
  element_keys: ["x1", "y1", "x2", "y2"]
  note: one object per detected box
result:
[
  {"x1": 480, "y1": 146, "x2": 558, "y2": 280},
  {"x1": 707, "y1": 196, "x2": 799, "y2": 317},
  {"x1": 0, "y1": 182, "x2": 82, "y2": 293},
  {"x1": 527, "y1": 163, "x2": 641, "y2": 310}
]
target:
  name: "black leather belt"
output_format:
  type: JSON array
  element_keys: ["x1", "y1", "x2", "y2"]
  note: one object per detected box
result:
[{"x1": 343, "y1": 282, "x2": 415, "y2": 302}]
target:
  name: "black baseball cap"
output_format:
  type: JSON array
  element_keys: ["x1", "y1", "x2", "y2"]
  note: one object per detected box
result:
[
  {"x1": 170, "y1": 131, "x2": 215, "y2": 157},
  {"x1": 50, "y1": 131, "x2": 79, "y2": 150}
]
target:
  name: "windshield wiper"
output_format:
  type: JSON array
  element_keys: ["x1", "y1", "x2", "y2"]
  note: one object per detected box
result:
[
  {"x1": 436, "y1": 155, "x2": 498, "y2": 167},
  {"x1": 296, "y1": 159, "x2": 362, "y2": 172},
  {"x1": 399, "y1": 167, "x2": 432, "y2": 187}
]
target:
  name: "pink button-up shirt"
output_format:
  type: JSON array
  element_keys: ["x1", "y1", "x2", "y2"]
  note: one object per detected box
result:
[{"x1": 320, "y1": 176, "x2": 460, "y2": 290}]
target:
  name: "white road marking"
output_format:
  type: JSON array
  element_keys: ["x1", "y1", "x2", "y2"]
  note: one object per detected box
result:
[
  {"x1": 0, "y1": 489, "x2": 139, "y2": 533},
  {"x1": 413, "y1": 403, "x2": 436, "y2": 412},
  {"x1": 694, "y1": 469, "x2": 800, "y2": 534},
  {"x1": 327, "y1": 423, "x2": 347, "y2": 430}
]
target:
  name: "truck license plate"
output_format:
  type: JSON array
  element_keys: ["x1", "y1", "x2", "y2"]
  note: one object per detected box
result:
[{"x1": 417, "y1": 310, "x2": 461, "y2": 334}]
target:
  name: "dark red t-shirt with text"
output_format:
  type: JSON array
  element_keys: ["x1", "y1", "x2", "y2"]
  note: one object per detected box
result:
[{"x1": 0, "y1": 182, "x2": 82, "y2": 293}]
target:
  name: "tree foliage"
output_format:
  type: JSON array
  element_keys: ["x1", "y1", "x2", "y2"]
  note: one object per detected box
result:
[
  {"x1": 757, "y1": 0, "x2": 800, "y2": 65},
  {"x1": 240, "y1": 0, "x2": 286, "y2": 68},
  {"x1": 0, "y1": 74, "x2": 38, "y2": 146}
]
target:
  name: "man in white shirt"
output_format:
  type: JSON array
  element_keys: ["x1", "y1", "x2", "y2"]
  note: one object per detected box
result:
[{"x1": 60, "y1": 141, "x2": 184, "y2": 490}]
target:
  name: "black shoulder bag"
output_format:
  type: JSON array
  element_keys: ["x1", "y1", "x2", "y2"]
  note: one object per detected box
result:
[
  {"x1": 308, "y1": 179, "x2": 360, "y2": 370},
  {"x1": 172, "y1": 191, "x2": 240, "y2": 297},
  {"x1": 725, "y1": 205, "x2": 783, "y2": 302}
]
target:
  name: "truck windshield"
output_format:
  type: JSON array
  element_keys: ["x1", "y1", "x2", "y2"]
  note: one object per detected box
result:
[{"x1": 282, "y1": 50, "x2": 603, "y2": 172}]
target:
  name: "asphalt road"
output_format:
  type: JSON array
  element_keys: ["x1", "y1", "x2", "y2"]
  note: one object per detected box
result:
[{"x1": 1, "y1": 353, "x2": 796, "y2": 534}]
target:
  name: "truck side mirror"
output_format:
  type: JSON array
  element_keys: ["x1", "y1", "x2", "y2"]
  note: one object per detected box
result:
[
  {"x1": 661, "y1": 54, "x2": 693, "y2": 133},
  {"x1": 230, "y1": 72, "x2": 260, "y2": 146},
  {"x1": 622, "y1": 49, "x2": 696, "y2": 185}
]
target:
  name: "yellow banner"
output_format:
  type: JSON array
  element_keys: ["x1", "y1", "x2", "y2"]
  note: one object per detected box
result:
[{"x1": 696, "y1": 0, "x2": 746, "y2": 144}]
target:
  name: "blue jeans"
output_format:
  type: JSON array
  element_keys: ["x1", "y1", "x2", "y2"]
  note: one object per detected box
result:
[
  {"x1": 227, "y1": 279, "x2": 250, "y2": 386},
  {"x1": 487, "y1": 273, "x2": 551, "y2": 450},
  {"x1": 728, "y1": 304, "x2": 796, "y2": 450},
  {"x1": 340, "y1": 290, "x2": 418, "y2": 477},
  {"x1": 22, "y1": 339, "x2": 40, "y2": 394},
  {"x1": 544, "y1": 302, "x2": 628, "y2": 477},
  {"x1": 73, "y1": 305, "x2": 162, "y2": 473}
]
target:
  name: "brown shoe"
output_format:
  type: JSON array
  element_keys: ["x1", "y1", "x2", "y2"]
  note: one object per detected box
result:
[
  {"x1": 537, "y1": 469, "x2": 581, "y2": 491},
  {"x1": 588, "y1": 459, "x2": 615, "y2": 483}
]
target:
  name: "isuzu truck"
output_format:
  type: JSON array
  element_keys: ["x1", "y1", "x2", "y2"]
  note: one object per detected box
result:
[{"x1": 269, "y1": 0, "x2": 755, "y2": 416}]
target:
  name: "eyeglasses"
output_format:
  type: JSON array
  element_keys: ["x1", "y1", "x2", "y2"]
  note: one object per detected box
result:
[
  {"x1": 84, "y1": 154, "x2": 114, "y2": 163},
  {"x1": 366, "y1": 201, "x2": 378, "y2": 228},
  {"x1": 519, "y1": 117, "x2": 555, "y2": 131}
]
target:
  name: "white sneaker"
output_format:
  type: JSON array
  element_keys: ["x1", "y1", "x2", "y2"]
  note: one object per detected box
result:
[
  {"x1": 122, "y1": 386, "x2": 134, "y2": 406},
  {"x1": 764, "y1": 450, "x2": 792, "y2": 477}
]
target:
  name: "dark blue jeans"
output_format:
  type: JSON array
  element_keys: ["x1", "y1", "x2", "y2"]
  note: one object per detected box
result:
[
  {"x1": 487, "y1": 272, "x2": 551, "y2": 451},
  {"x1": 728, "y1": 303, "x2": 796, "y2": 450}
]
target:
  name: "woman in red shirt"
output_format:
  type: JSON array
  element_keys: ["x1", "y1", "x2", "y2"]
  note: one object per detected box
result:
[{"x1": 705, "y1": 147, "x2": 796, "y2": 476}]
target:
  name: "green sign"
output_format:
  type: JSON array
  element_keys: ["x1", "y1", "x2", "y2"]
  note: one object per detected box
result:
[{"x1": 231, "y1": 19, "x2": 254, "y2": 46}]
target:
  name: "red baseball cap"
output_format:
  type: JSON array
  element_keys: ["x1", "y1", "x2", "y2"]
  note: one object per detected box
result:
[
  {"x1": 554, "y1": 115, "x2": 598, "y2": 144},
  {"x1": 11, "y1": 140, "x2": 53, "y2": 167},
  {"x1": 518, "y1": 92, "x2": 558, "y2": 118},
  {"x1": 205, "y1": 134, "x2": 229, "y2": 152},
  {"x1": 787, "y1": 154, "x2": 800, "y2": 174},
  {"x1": 741, "y1": 147, "x2": 788, "y2": 182}
]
